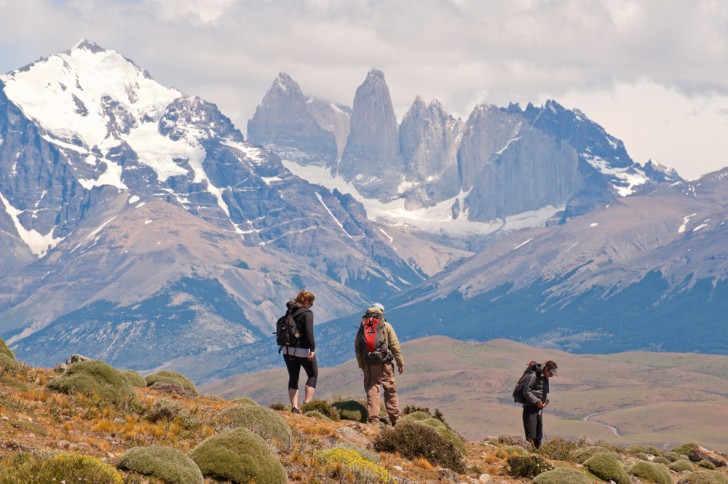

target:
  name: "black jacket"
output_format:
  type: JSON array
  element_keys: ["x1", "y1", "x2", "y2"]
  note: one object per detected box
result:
[
  {"x1": 286, "y1": 300, "x2": 315, "y2": 350},
  {"x1": 522, "y1": 370, "x2": 549, "y2": 408}
]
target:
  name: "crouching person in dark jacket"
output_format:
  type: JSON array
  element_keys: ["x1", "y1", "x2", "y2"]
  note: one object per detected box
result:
[{"x1": 521, "y1": 360, "x2": 558, "y2": 449}]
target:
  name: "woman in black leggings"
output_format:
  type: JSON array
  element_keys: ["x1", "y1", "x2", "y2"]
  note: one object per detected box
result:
[{"x1": 281, "y1": 290, "x2": 317, "y2": 413}]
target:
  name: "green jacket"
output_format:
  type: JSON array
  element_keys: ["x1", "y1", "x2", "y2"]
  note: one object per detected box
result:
[{"x1": 355, "y1": 320, "x2": 404, "y2": 369}]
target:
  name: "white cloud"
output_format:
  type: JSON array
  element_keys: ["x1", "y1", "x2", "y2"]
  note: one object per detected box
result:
[{"x1": 1, "y1": 0, "x2": 728, "y2": 179}]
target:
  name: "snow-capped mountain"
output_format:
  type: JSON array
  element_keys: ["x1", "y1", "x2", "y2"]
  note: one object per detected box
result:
[
  {"x1": 2, "y1": 41, "x2": 723, "y2": 383},
  {"x1": 0, "y1": 40, "x2": 426, "y2": 372}
]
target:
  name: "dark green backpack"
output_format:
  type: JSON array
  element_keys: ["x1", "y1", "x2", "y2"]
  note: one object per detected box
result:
[{"x1": 512, "y1": 361, "x2": 541, "y2": 403}]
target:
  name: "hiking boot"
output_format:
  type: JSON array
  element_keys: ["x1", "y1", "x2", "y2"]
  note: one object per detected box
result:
[
  {"x1": 390, "y1": 418, "x2": 398, "y2": 427},
  {"x1": 291, "y1": 407, "x2": 300, "y2": 414}
]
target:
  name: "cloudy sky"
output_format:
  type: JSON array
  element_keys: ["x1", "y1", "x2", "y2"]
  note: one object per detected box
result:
[{"x1": 1, "y1": 0, "x2": 727, "y2": 180}]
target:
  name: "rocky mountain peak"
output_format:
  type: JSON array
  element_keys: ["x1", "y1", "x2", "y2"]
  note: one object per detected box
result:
[
  {"x1": 338, "y1": 69, "x2": 403, "y2": 198},
  {"x1": 247, "y1": 73, "x2": 337, "y2": 165}
]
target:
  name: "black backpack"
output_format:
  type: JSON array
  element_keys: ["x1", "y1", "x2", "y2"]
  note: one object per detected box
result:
[
  {"x1": 275, "y1": 307, "x2": 308, "y2": 351},
  {"x1": 512, "y1": 361, "x2": 541, "y2": 403}
]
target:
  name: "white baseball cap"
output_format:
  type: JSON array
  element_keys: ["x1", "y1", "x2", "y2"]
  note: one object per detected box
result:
[{"x1": 372, "y1": 302, "x2": 384, "y2": 312}]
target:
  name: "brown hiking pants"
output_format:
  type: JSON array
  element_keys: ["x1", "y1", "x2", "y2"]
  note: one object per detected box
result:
[{"x1": 363, "y1": 361, "x2": 400, "y2": 424}]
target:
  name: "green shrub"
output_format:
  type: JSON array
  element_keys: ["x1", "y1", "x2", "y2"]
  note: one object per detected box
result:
[
  {"x1": 332, "y1": 400, "x2": 368, "y2": 423},
  {"x1": 232, "y1": 396, "x2": 259, "y2": 406},
  {"x1": 145, "y1": 370, "x2": 198, "y2": 396},
  {"x1": 304, "y1": 410, "x2": 331, "y2": 420},
  {"x1": 538, "y1": 437, "x2": 579, "y2": 461},
  {"x1": 121, "y1": 370, "x2": 147, "y2": 387},
  {"x1": 301, "y1": 399, "x2": 339, "y2": 420},
  {"x1": 699, "y1": 459, "x2": 717, "y2": 470},
  {"x1": 532, "y1": 467, "x2": 593, "y2": 484},
  {"x1": 654, "y1": 456, "x2": 671, "y2": 464},
  {"x1": 497, "y1": 444, "x2": 529, "y2": 458},
  {"x1": 268, "y1": 402, "x2": 287, "y2": 411},
  {"x1": 189, "y1": 427, "x2": 286, "y2": 484},
  {"x1": 0, "y1": 353, "x2": 19, "y2": 371},
  {"x1": 146, "y1": 398, "x2": 199, "y2": 429},
  {"x1": 571, "y1": 445, "x2": 616, "y2": 464},
  {"x1": 678, "y1": 470, "x2": 728, "y2": 484},
  {"x1": 626, "y1": 444, "x2": 662, "y2": 456},
  {"x1": 47, "y1": 360, "x2": 134, "y2": 405},
  {"x1": 584, "y1": 452, "x2": 630, "y2": 484},
  {"x1": 0, "y1": 338, "x2": 16, "y2": 360},
  {"x1": 635, "y1": 452, "x2": 650, "y2": 460},
  {"x1": 399, "y1": 414, "x2": 465, "y2": 454},
  {"x1": 0, "y1": 452, "x2": 123, "y2": 483},
  {"x1": 117, "y1": 445, "x2": 203, "y2": 483},
  {"x1": 670, "y1": 459, "x2": 695, "y2": 472},
  {"x1": 316, "y1": 448, "x2": 393, "y2": 483},
  {"x1": 506, "y1": 454, "x2": 553, "y2": 479},
  {"x1": 628, "y1": 461, "x2": 672, "y2": 484},
  {"x1": 214, "y1": 404, "x2": 292, "y2": 450},
  {"x1": 373, "y1": 421, "x2": 465, "y2": 473}
]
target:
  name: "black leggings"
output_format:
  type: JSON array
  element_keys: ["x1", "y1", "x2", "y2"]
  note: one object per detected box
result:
[{"x1": 284, "y1": 354, "x2": 318, "y2": 389}]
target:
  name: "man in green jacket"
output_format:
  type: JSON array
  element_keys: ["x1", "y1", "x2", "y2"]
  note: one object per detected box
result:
[{"x1": 355, "y1": 303, "x2": 405, "y2": 426}]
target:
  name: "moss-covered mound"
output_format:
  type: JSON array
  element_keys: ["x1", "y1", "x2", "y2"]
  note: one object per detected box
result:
[
  {"x1": 301, "y1": 399, "x2": 339, "y2": 420},
  {"x1": 584, "y1": 452, "x2": 630, "y2": 484},
  {"x1": 571, "y1": 445, "x2": 615, "y2": 464},
  {"x1": 232, "y1": 396, "x2": 259, "y2": 406},
  {"x1": 628, "y1": 461, "x2": 672, "y2": 484},
  {"x1": 189, "y1": 427, "x2": 286, "y2": 484},
  {"x1": 304, "y1": 410, "x2": 331, "y2": 420},
  {"x1": 671, "y1": 459, "x2": 695, "y2": 472},
  {"x1": 496, "y1": 445, "x2": 529, "y2": 458},
  {"x1": 214, "y1": 404, "x2": 292, "y2": 451},
  {"x1": 678, "y1": 470, "x2": 728, "y2": 484},
  {"x1": 120, "y1": 369, "x2": 147, "y2": 387},
  {"x1": 373, "y1": 421, "x2": 465, "y2": 473},
  {"x1": 118, "y1": 445, "x2": 203, "y2": 484},
  {"x1": 626, "y1": 444, "x2": 662, "y2": 456},
  {"x1": 673, "y1": 442, "x2": 699, "y2": 455},
  {"x1": 47, "y1": 360, "x2": 134, "y2": 405},
  {"x1": 0, "y1": 452, "x2": 122, "y2": 483},
  {"x1": 533, "y1": 467, "x2": 593, "y2": 484},
  {"x1": 399, "y1": 413, "x2": 466, "y2": 454},
  {"x1": 316, "y1": 448, "x2": 393, "y2": 483},
  {"x1": 145, "y1": 370, "x2": 198, "y2": 396},
  {"x1": 0, "y1": 338, "x2": 16, "y2": 360},
  {"x1": 332, "y1": 400, "x2": 368, "y2": 423}
]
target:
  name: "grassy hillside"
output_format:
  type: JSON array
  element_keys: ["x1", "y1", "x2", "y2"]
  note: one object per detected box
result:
[
  {"x1": 201, "y1": 337, "x2": 728, "y2": 452},
  {"x1": 2, "y1": 339, "x2": 727, "y2": 483}
]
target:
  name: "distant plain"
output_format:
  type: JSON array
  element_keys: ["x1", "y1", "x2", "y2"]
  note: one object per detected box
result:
[{"x1": 201, "y1": 337, "x2": 728, "y2": 452}]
